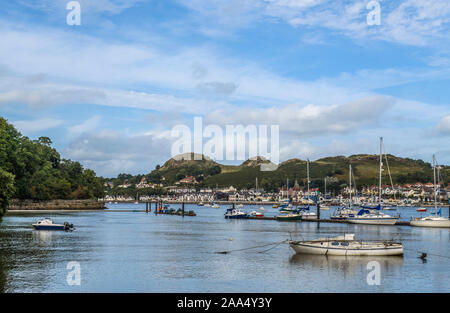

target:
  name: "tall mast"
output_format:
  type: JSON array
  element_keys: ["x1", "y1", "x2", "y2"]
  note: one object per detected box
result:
[
  {"x1": 349, "y1": 164, "x2": 352, "y2": 207},
  {"x1": 433, "y1": 154, "x2": 437, "y2": 216},
  {"x1": 307, "y1": 159, "x2": 310, "y2": 195},
  {"x1": 379, "y1": 137, "x2": 383, "y2": 205}
]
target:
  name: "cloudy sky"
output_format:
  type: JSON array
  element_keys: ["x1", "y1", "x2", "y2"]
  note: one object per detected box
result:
[{"x1": 1, "y1": 0, "x2": 450, "y2": 177}]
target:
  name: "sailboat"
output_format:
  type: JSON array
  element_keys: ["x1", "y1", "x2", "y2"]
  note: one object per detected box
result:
[
  {"x1": 347, "y1": 137, "x2": 399, "y2": 225},
  {"x1": 330, "y1": 164, "x2": 358, "y2": 220},
  {"x1": 289, "y1": 234, "x2": 403, "y2": 256},
  {"x1": 298, "y1": 159, "x2": 317, "y2": 220},
  {"x1": 411, "y1": 155, "x2": 450, "y2": 228}
]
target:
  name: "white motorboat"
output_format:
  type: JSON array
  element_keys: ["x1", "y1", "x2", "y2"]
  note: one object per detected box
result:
[
  {"x1": 289, "y1": 234, "x2": 404, "y2": 256},
  {"x1": 224, "y1": 208, "x2": 247, "y2": 219},
  {"x1": 248, "y1": 210, "x2": 264, "y2": 218},
  {"x1": 411, "y1": 155, "x2": 450, "y2": 228},
  {"x1": 320, "y1": 206, "x2": 330, "y2": 211},
  {"x1": 299, "y1": 211, "x2": 317, "y2": 220},
  {"x1": 237, "y1": 204, "x2": 244, "y2": 208},
  {"x1": 212, "y1": 203, "x2": 220, "y2": 208},
  {"x1": 32, "y1": 218, "x2": 74, "y2": 231}
]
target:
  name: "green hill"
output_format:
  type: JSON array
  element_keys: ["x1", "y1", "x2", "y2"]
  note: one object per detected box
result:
[{"x1": 127, "y1": 153, "x2": 448, "y2": 195}]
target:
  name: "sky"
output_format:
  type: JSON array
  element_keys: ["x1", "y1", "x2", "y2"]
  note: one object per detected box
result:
[{"x1": 1, "y1": 0, "x2": 450, "y2": 177}]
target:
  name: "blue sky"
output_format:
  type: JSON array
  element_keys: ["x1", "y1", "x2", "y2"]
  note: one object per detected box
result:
[{"x1": 1, "y1": 0, "x2": 450, "y2": 177}]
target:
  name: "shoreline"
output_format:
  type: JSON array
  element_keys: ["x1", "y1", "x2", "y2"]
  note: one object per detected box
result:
[{"x1": 7, "y1": 199, "x2": 106, "y2": 211}]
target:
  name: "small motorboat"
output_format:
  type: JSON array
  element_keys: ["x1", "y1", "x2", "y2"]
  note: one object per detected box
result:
[
  {"x1": 276, "y1": 213, "x2": 302, "y2": 221},
  {"x1": 248, "y1": 210, "x2": 264, "y2": 218},
  {"x1": 212, "y1": 203, "x2": 220, "y2": 208},
  {"x1": 320, "y1": 206, "x2": 330, "y2": 211},
  {"x1": 32, "y1": 218, "x2": 75, "y2": 231},
  {"x1": 289, "y1": 234, "x2": 403, "y2": 256},
  {"x1": 224, "y1": 208, "x2": 248, "y2": 219},
  {"x1": 237, "y1": 204, "x2": 244, "y2": 208},
  {"x1": 416, "y1": 208, "x2": 427, "y2": 213},
  {"x1": 198, "y1": 202, "x2": 204, "y2": 206}
]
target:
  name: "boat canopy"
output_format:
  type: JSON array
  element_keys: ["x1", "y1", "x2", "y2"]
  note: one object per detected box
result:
[{"x1": 362, "y1": 204, "x2": 381, "y2": 210}]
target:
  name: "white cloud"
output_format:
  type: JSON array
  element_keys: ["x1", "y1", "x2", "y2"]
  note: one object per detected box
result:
[
  {"x1": 435, "y1": 114, "x2": 450, "y2": 135},
  {"x1": 63, "y1": 130, "x2": 175, "y2": 176},
  {"x1": 67, "y1": 115, "x2": 102, "y2": 137},
  {"x1": 12, "y1": 118, "x2": 63, "y2": 133},
  {"x1": 205, "y1": 95, "x2": 395, "y2": 137}
]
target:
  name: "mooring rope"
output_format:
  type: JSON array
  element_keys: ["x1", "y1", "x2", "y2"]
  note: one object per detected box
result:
[
  {"x1": 403, "y1": 248, "x2": 450, "y2": 260},
  {"x1": 215, "y1": 240, "x2": 290, "y2": 254}
]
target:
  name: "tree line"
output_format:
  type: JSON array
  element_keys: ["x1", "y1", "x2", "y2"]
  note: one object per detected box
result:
[{"x1": 0, "y1": 117, "x2": 105, "y2": 215}]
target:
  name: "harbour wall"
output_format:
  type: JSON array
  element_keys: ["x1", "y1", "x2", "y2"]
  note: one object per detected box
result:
[{"x1": 8, "y1": 199, "x2": 106, "y2": 211}]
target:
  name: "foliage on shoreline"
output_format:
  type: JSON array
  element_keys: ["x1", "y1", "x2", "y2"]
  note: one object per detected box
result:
[{"x1": 0, "y1": 117, "x2": 105, "y2": 213}]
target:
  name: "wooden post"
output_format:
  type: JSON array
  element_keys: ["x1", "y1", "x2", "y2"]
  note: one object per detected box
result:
[
  {"x1": 146, "y1": 201, "x2": 148, "y2": 213},
  {"x1": 232, "y1": 202, "x2": 235, "y2": 209},
  {"x1": 317, "y1": 200, "x2": 320, "y2": 221},
  {"x1": 182, "y1": 202, "x2": 185, "y2": 217}
]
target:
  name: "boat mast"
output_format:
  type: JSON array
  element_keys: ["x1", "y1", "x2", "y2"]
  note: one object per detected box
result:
[
  {"x1": 349, "y1": 164, "x2": 352, "y2": 208},
  {"x1": 307, "y1": 159, "x2": 310, "y2": 195},
  {"x1": 433, "y1": 154, "x2": 437, "y2": 216},
  {"x1": 379, "y1": 137, "x2": 383, "y2": 206}
]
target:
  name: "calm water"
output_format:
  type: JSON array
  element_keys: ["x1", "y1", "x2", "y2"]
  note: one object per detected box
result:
[{"x1": 0, "y1": 204, "x2": 449, "y2": 293}]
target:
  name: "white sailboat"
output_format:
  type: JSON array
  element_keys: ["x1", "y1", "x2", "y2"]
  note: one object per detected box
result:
[
  {"x1": 298, "y1": 159, "x2": 317, "y2": 220},
  {"x1": 347, "y1": 137, "x2": 399, "y2": 226},
  {"x1": 330, "y1": 164, "x2": 358, "y2": 220},
  {"x1": 411, "y1": 155, "x2": 450, "y2": 228},
  {"x1": 289, "y1": 234, "x2": 404, "y2": 256}
]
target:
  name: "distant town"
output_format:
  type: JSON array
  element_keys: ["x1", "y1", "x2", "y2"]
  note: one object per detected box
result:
[{"x1": 103, "y1": 175, "x2": 450, "y2": 206}]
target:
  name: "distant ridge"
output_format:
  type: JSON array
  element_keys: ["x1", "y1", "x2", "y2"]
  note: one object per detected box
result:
[{"x1": 107, "y1": 153, "x2": 449, "y2": 194}]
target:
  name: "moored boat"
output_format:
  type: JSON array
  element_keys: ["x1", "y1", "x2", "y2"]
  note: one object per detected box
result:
[
  {"x1": 347, "y1": 209, "x2": 398, "y2": 225},
  {"x1": 416, "y1": 208, "x2": 427, "y2": 212},
  {"x1": 32, "y1": 218, "x2": 74, "y2": 231},
  {"x1": 224, "y1": 208, "x2": 248, "y2": 219},
  {"x1": 410, "y1": 155, "x2": 450, "y2": 228},
  {"x1": 248, "y1": 210, "x2": 264, "y2": 218},
  {"x1": 410, "y1": 216, "x2": 450, "y2": 228},
  {"x1": 276, "y1": 213, "x2": 302, "y2": 221},
  {"x1": 289, "y1": 234, "x2": 404, "y2": 256}
]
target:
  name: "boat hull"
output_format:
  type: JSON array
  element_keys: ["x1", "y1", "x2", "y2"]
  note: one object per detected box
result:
[
  {"x1": 32, "y1": 224, "x2": 65, "y2": 231},
  {"x1": 289, "y1": 242, "x2": 403, "y2": 256},
  {"x1": 347, "y1": 218, "x2": 398, "y2": 225},
  {"x1": 276, "y1": 215, "x2": 302, "y2": 221},
  {"x1": 224, "y1": 215, "x2": 248, "y2": 219},
  {"x1": 410, "y1": 219, "x2": 450, "y2": 228}
]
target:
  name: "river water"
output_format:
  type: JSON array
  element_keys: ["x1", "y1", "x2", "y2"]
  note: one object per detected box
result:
[{"x1": 0, "y1": 204, "x2": 449, "y2": 293}]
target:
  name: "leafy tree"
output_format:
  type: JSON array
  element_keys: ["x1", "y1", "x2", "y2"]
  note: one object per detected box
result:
[{"x1": 0, "y1": 169, "x2": 15, "y2": 216}]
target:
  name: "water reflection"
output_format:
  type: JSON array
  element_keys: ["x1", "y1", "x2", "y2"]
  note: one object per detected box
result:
[{"x1": 289, "y1": 254, "x2": 404, "y2": 277}]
